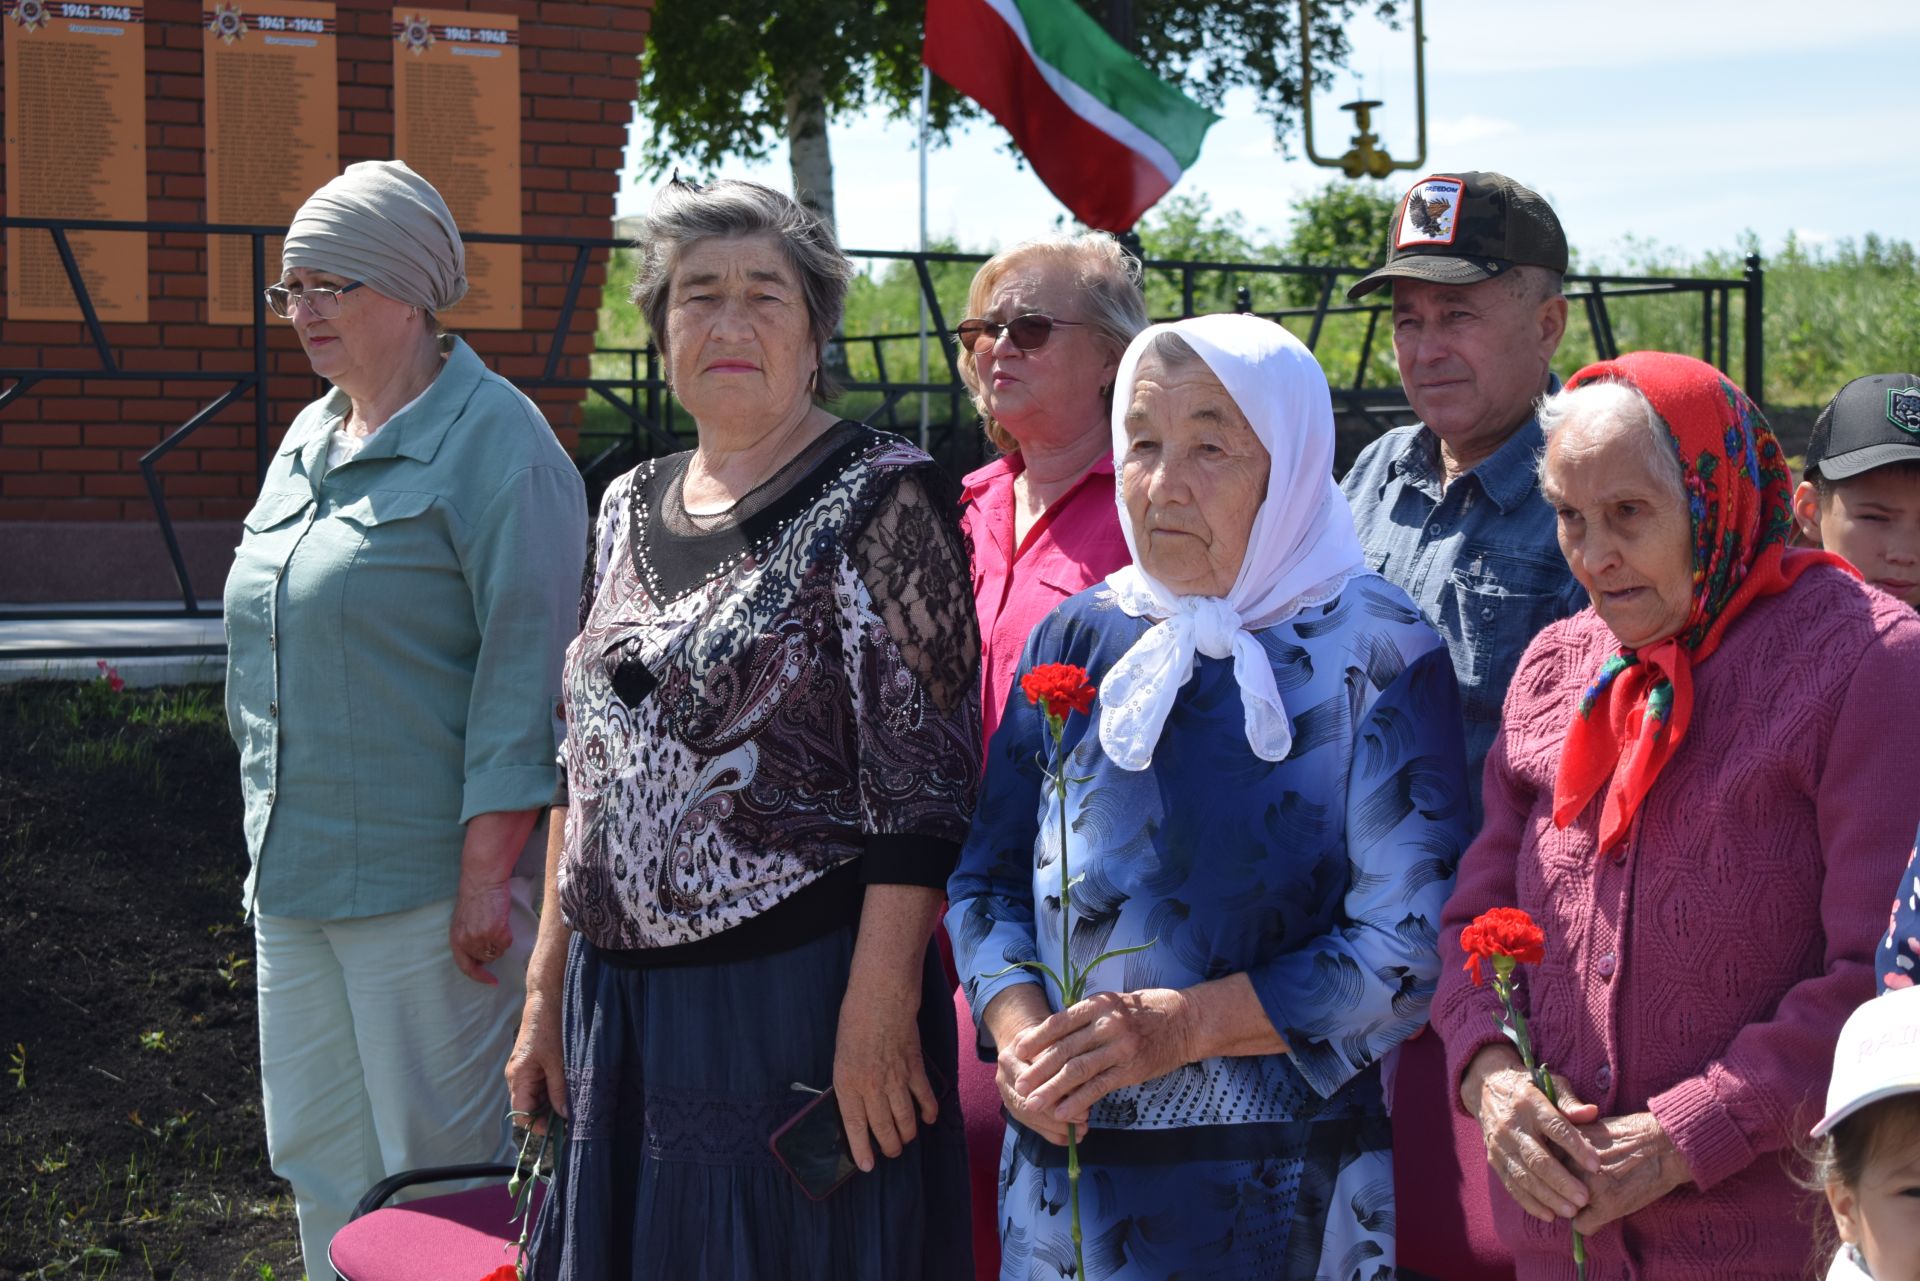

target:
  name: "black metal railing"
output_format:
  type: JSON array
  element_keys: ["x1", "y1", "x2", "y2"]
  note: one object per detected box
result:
[
  {"x1": 1, "y1": 216, "x2": 1763, "y2": 617},
  {"x1": 573, "y1": 247, "x2": 1766, "y2": 486}
]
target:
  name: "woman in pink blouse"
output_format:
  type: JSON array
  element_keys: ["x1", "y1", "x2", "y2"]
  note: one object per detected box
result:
[{"x1": 948, "y1": 232, "x2": 1146, "y2": 1278}]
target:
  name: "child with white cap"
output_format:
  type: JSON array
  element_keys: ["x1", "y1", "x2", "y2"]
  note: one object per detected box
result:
[{"x1": 1813, "y1": 986, "x2": 1920, "y2": 1280}]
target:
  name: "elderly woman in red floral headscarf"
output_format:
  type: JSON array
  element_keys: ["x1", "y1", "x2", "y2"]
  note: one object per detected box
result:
[{"x1": 1429, "y1": 352, "x2": 1920, "y2": 1280}]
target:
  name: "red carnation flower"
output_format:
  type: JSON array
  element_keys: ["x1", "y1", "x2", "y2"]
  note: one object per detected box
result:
[
  {"x1": 478, "y1": 1266, "x2": 520, "y2": 1281},
  {"x1": 1021, "y1": 663, "x2": 1096, "y2": 722},
  {"x1": 1460, "y1": 906, "x2": 1546, "y2": 987}
]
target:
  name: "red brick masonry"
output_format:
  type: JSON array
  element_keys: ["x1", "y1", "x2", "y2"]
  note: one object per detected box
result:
[{"x1": 0, "y1": 0, "x2": 651, "y2": 601}]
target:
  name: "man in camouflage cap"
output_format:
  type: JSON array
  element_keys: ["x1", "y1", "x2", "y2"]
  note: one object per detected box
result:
[
  {"x1": 1340, "y1": 171, "x2": 1584, "y2": 816},
  {"x1": 1337, "y1": 172, "x2": 1583, "y2": 1281}
]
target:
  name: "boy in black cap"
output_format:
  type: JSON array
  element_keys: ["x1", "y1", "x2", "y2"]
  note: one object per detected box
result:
[{"x1": 1792, "y1": 373, "x2": 1920, "y2": 608}]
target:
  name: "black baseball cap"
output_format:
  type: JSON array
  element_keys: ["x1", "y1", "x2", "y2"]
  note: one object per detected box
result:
[
  {"x1": 1346, "y1": 171, "x2": 1568, "y2": 300},
  {"x1": 1805, "y1": 372, "x2": 1920, "y2": 481}
]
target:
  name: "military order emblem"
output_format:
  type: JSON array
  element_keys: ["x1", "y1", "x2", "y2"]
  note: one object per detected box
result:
[
  {"x1": 1397, "y1": 176, "x2": 1463, "y2": 249},
  {"x1": 397, "y1": 13, "x2": 434, "y2": 54},
  {"x1": 7, "y1": 0, "x2": 51, "y2": 32},
  {"x1": 1887, "y1": 388, "x2": 1920, "y2": 436},
  {"x1": 209, "y1": 3, "x2": 246, "y2": 44}
]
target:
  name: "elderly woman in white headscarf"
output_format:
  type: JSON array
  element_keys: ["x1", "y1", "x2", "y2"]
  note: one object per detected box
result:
[
  {"x1": 946, "y1": 314, "x2": 1471, "y2": 1280},
  {"x1": 224, "y1": 160, "x2": 586, "y2": 1275}
]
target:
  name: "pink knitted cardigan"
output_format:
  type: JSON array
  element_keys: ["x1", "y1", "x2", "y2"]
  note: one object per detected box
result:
[{"x1": 1432, "y1": 565, "x2": 1920, "y2": 1281}]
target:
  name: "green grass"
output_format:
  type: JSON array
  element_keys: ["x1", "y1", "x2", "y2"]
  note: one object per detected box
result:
[
  {"x1": 5, "y1": 680, "x2": 227, "y2": 800},
  {"x1": 10, "y1": 679, "x2": 224, "y2": 738}
]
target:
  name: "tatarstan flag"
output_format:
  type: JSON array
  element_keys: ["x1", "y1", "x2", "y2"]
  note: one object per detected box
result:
[{"x1": 924, "y1": 0, "x2": 1218, "y2": 233}]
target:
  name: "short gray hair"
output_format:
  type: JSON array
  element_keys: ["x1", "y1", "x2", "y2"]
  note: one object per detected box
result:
[
  {"x1": 958, "y1": 232, "x2": 1149, "y2": 454},
  {"x1": 1143, "y1": 329, "x2": 1205, "y2": 369},
  {"x1": 1536, "y1": 378, "x2": 1686, "y2": 505},
  {"x1": 1502, "y1": 263, "x2": 1565, "y2": 306},
  {"x1": 631, "y1": 178, "x2": 855, "y2": 401}
]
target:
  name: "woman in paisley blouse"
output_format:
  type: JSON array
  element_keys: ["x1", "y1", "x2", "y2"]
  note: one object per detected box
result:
[
  {"x1": 509, "y1": 178, "x2": 980, "y2": 1278},
  {"x1": 948, "y1": 313, "x2": 1472, "y2": 1279}
]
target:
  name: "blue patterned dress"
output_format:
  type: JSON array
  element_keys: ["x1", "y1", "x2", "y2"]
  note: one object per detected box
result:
[
  {"x1": 1880, "y1": 834, "x2": 1920, "y2": 993},
  {"x1": 947, "y1": 574, "x2": 1470, "y2": 1281}
]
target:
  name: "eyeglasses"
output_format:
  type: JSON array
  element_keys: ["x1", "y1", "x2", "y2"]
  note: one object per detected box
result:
[
  {"x1": 264, "y1": 280, "x2": 365, "y2": 320},
  {"x1": 954, "y1": 313, "x2": 1084, "y2": 354}
]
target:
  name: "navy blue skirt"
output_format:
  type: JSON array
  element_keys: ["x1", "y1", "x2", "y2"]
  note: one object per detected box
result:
[{"x1": 528, "y1": 925, "x2": 973, "y2": 1280}]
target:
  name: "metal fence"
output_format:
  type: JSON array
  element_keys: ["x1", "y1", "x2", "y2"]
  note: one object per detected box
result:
[
  {"x1": 576, "y1": 246, "x2": 1766, "y2": 485},
  {"x1": 0, "y1": 216, "x2": 1764, "y2": 616}
]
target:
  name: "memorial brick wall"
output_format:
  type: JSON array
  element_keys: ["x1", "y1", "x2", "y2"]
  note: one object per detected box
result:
[{"x1": 0, "y1": 0, "x2": 651, "y2": 600}]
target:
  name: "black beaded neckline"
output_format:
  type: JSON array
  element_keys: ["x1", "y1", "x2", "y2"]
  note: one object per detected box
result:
[{"x1": 627, "y1": 422, "x2": 872, "y2": 603}]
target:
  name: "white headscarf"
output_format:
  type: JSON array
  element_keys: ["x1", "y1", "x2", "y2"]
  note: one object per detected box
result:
[{"x1": 1099, "y1": 313, "x2": 1368, "y2": 770}]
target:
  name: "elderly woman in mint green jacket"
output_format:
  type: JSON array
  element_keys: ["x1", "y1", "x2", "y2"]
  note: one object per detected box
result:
[{"x1": 222, "y1": 160, "x2": 587, "y2": 1278}]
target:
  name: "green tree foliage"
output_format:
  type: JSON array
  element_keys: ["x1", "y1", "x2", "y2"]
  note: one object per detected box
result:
[
  {"x1": 1718, "y1": 233, "x2": 1918, "y2": 406},
  {"x1": 1278, "y1": 179, "x2": 1398, "y2": 303},
  {"x1": 636, "y1": 0, "x2": 1396, "y2": 229},
  {"x1": 1134, "y1": 193, "x2": 1267, "y2": 316},
  {"x1": 588, "y1": 182, "x2": 1915, "y2": 459},
  {"x1": 1130, "y1": 186, "x2": 1400, "y2": 384},
  {"x1": 637, "y1": 0, "x2": 939, "y2": 224},
  {"x1": 1094, "y1": 2, "x2": 1397, "y2": 145},
  {"x1": 1551, "y1": 232, "x2": 1920, "y2": 409}
]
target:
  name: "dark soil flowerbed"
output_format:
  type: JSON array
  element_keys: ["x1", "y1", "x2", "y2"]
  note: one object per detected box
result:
[{"x1": 0, "y1": 679, "x2": 299, "y2": 1280}]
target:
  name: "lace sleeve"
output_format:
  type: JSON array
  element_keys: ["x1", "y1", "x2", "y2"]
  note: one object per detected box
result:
[
  {"x1": 850, "y1": 467, "x2": 981, "y2": 717},
  {"x1": 844, "y1": 463, "x2": 983, "y2": 885}
]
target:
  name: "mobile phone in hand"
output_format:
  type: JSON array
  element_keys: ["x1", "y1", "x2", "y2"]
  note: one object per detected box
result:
[
  {"x1": 769, "y1": 1087, "x2": 857, "y2": 1201},
  {"x1": 768, "y1": 1064, "x2": 953, "y2": 1201}
]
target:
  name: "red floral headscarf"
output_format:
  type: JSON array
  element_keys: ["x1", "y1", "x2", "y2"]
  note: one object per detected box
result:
[{"x1": 1551, "y1": 352, "x2": 1854, "y2": 852}]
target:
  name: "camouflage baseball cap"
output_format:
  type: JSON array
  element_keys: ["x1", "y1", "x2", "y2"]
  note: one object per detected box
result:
[{"x1": 1346, "y1": 171, "x2": 1568, "y2": 300}]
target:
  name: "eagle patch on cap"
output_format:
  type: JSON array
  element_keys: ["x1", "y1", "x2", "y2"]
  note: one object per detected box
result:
[
  {"x1": 1396, "y1": 177, "x2": 1463, "y2": 249},
  {"x1": 1888, "y1": 387, "x2": 1920, "y2": 436}
]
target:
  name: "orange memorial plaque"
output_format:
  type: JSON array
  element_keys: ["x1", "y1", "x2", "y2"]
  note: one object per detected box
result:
[
  {"x1": 392, "y1": 8, "x2": 520, "y2": 329},
  {"x1": 3, "y1": 0, "x2": 148, "y2": 323},
  {"x1": 203, "y1": 1, "x2": 338, "y2": 324}
]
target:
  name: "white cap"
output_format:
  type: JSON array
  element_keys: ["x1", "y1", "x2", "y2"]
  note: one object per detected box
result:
[{"x1": 1814, "y1": 986, "x2": 1920, "y2": 1137}]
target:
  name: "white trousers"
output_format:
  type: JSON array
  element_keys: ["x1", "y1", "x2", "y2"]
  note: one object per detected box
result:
[{"x1": 255, "y1": 880, "x2": 536, "y2": 1280}]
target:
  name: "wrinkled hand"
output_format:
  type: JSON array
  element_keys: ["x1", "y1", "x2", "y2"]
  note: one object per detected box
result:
[
  {"x1": 450, "y1": 875, "x2": 512, "y2": 986},
  {"x1": 505, "y1": 967, "x2": 568, "y2": 1136},
  {"x1": 834, "y1": 975, "x2": 936, "y2": 1173},
  {"x1": 994, "y1": 1020, "x2": 1079, "y2": 1146},
  {"x1": 1010, "y1": 989, "x2": 1195, "y2": 1124},
  {"x1": 1463, "y1": 1045, "x2": 1602, "y2": 1224},
  {"x1": 1569, "y1": 1111, "x2": 1690, "y2": 1234}
]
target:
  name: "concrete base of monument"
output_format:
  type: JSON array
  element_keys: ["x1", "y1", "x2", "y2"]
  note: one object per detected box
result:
[
  {"x1": 0, "y1": 520, "x2": 240, "y2": 608},
  {"x1": 0, "y1": 604, "x2": 226, "y2": 685}
]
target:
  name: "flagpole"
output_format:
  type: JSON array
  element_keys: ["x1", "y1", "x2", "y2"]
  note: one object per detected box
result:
[{"x1": 917, "y1": 63, "x2": 931, "y2": 452}]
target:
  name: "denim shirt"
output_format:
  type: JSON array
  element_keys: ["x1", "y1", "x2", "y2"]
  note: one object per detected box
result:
[
  {"x1": 223, "y1": 339, "x2": 588, "y2": 920},
  {"x1": 1339, "y1": 404, "x2": 1586, "y2": 820}
]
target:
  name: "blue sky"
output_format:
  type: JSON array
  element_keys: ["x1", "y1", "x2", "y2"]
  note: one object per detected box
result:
[{"x1": 616, "y1": 0, "x2": 1920, "y2": 267}]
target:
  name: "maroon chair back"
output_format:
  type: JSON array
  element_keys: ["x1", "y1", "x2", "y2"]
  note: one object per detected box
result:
[{"x1": 329, "y1": 1183, "x2": 543, "y2": 1281}]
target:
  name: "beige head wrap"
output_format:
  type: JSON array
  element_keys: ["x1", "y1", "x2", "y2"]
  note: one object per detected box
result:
[{"x1": 282, "y1": 160, "x2": 468, "y2": 311}]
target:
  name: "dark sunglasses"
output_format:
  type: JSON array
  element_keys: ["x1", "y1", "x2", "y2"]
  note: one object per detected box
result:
[{"x1": 955, "y1": 313, "x2": 1083, "y2": 354}]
